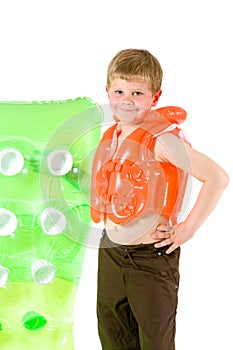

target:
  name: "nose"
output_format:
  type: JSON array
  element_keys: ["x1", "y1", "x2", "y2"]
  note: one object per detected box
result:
[{"x1": 122, "y1": 93, "x2": 134, "y2": 105}]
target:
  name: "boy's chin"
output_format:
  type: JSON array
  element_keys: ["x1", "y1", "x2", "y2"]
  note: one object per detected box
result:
[
  {"x1": 114, "y1": 111, "x2": 148, "y2": 124},
  {"x1": 114, "y1": 116, "x2": 142, "y2": 124}
]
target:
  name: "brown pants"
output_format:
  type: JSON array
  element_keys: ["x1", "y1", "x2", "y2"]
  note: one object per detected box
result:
[{"x1": 97, "y1": 230, "x2": 180, "y2": 350}]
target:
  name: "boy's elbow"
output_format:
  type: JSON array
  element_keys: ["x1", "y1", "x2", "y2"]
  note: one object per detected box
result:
[
  {"x1": 207, "y1": 166, "x2": 230, "y2": 192},
  {"x1": 219, "y1": 169, "x2": 230, "y2": 190},
  {"x1": 223, "y1": 172, "x2": 230, "y2": 189}
]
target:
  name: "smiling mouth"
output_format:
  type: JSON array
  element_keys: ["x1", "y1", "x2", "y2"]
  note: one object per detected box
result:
[{"x1": 119, "y1": 106, "x2": 139, "y2": 112}]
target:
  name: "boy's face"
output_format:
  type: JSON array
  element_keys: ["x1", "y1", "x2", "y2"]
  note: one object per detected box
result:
[{"x1": 106, "y1": 78, "x2": 162, "y2": 124}]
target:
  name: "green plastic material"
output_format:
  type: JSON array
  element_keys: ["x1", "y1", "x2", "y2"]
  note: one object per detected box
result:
[
  {"x1": 0, "y1": 97, "x2": 103, "y2": 349},
  {"x1": 22, "y1": 311, "x2": 47, "y2": 331}
]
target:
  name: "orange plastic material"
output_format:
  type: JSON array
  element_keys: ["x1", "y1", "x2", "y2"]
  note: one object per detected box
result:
[{"x1": 91, "y1": 106, "x2": 189, "y2": 225}]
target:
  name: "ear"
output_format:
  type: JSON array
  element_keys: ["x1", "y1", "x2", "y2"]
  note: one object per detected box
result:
[
  {"x1": 151, "y1": 89, "x2": 162, "y2": 107},
  {"x1": 105, "y1": 85, "x2": 109, "y2": 94}
]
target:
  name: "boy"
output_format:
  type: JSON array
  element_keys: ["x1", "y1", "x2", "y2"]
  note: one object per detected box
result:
[{"x1": 91, "y1": 49, "x2": 229, "y2": 350}]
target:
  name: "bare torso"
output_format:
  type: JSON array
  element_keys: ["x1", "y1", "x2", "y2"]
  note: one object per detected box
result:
[{"x1": 105, "y1": 213, "x2": 171, "y2": 245}]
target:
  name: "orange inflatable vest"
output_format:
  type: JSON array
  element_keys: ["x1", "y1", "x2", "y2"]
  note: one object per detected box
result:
[{"x1": 91, "y1": 106, "x2": 190, "y2": 225}]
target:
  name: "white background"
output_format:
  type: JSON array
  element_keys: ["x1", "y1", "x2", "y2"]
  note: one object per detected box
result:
[{"x1": 0, "y1": 0, "x2": 232, "y2": 349}]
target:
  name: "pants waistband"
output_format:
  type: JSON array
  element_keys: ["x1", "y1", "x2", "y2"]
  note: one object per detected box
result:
[{"x1": 101, "y1": 229, "x2": 168, "y2": 253}]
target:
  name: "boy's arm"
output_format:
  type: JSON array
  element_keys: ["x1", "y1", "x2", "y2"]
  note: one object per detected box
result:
[{"x1": 152, "y1": 133, "x2": 229, "y2": 253}]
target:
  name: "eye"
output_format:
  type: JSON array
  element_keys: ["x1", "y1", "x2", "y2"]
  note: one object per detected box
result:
[
  {"x1": 132, "y1": 91, "x2": 143, "y2": 96},
  {"x1": 114, "y1": 90, "x2": 123, "y2": 95}
]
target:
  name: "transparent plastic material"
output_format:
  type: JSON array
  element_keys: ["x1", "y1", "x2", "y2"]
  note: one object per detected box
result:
[
  {"x1": 0, "y1": 149, "x2": 24, "y2": 176},
  {"x1": 0, "y1": 209, "x2": 18, "y2": 236}
]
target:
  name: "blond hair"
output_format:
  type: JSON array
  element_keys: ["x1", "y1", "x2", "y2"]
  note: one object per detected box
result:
[{"x1": 107, "y1": 49, "x2": 163, "y2": 94}]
